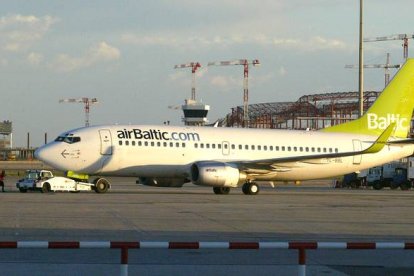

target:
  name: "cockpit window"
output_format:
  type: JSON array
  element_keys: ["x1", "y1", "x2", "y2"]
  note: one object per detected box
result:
[{"x1": 54, "y1": 134, "x2": 81, "y2": 144}]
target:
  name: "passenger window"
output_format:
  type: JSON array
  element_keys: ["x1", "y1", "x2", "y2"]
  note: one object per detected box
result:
[
  {"x1": 323, "y1": 148, "x2": 327, "y2": 153},
  {"x1": 276, "y1": 146, "x2": 279, "y2": 151},
  {"x1": 224, "y1": 144, "x2": 228, "y2": 149},
  {"x1": 125, "y1": 141, "x2": 129, "y2": 146},
  {"x1": 200, "y1": 143, "x2": 204, "y2": 149},
  {"x1": 157, "y1": 142, "x2": 161, "y2": 147},
  {"x1": 251, "y1": 145, "x2": 255, "y2": 150},
  {"x1": 335, "y1": 148, "x2": 338, "y2": 153},
  {"x1": 317, "y1": 148, "x2": 321, "y2": 152},
  {"x1": 299, "y1": 147, "x2": 303, "y2": 152},
  {"x1": 239, "y1": 145, "x2": 242, "y2": 150},
  {"x1": 311, "y1": 147, "x2": 315, "y2": 152},
  {"x1": 132, "y1": 141, "x2": 136, "y2": 146},
  {"x1": 218, "y1": 144, "x2": 222, "y2": 149},
  {"x1": 138, "y1": 141, "x2": 142, "y2": 146},
  {"x1": 231, "y1": 144, "x2": 235, "y2": 150},
  {"x1": 163, "y1": 142, "x2": 167, "y2": 147},
  {"x1": 306, "y1": 147, "x2": 309, "y2": 152},
  {"x1": 281, "y1": 146, "x2": 285, "y2": 151},
  {"x1": 245, "y1": 145, "x2": 249, "y2": 150},
  {"x1": 264, "y1": 146, "x2": 268, "y2": 151},
  {"x1": 293, "y1": 147, "x2": 297, "y2": 151},
  {"x1": 269, "y1": 146, "x2": 273, "y2": 151},
  {"x1": 119, "y1": 141, "x2": 123, "y2": 146},
  {"x1": 194, "y1": 143, "x2": 198, "y2": 148},
  {"x1": 212, "y1": 144, "x2": 216, "y2": 149},
  {"x1": 288, "y1": 146, "x2": 291, "y2": 151},
  {"x1": 151, "y1": 142, "x2": 154, "y2": 147},
  {"x1": 144, "y1": 141, "x2": 148, "y2": 146},
  {"x1": 258, "y1": 145, "x2": 261, "y2": 150},
  {"x1": 169, "y1": 142, "x2": 173, "y2": 147},
  {"x1": 176, "y1": 142, "x2": 180, "y2": 147},
  {"x1": 182, "y1": 143, "x2": 185, "y2": 148}
]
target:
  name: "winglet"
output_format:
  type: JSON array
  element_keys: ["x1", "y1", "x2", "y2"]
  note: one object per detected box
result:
[{"x1": 362, "y1": 122, "x2": 395, "y2": 154}]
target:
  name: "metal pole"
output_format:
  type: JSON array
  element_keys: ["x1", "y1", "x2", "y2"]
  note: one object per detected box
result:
[{"x1": 358, "y1": 0, "x2": 364, "y2": 117}]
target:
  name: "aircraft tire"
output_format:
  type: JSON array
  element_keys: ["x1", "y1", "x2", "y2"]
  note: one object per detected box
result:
[
  {"x1": 41, "y1": 183, "x2": 51, "y2": 193},
  {"x1": 242, "y1": 183, "x2": 259, "y2": 195},
  {"x1": 94, "y1": 178, "x2": 109, "y2": 193},
  {"x1": 213, "y1": 187, "x2": 230, "y2": 195}
]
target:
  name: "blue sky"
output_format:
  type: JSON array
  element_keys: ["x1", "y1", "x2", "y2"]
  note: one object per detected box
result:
[{"x1": 1, "y1": 0, "x2": 413, "y2": 147}]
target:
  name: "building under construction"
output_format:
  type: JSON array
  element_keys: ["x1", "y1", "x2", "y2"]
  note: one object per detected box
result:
[{"x1": 222, "y1": 91, "x2": 385, "y2": 130}]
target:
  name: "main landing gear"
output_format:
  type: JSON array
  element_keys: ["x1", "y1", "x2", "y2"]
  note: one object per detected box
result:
[
  {"x1": 212, "y1": 182, "x2": 260, "y2": 195},
  {"x1": 242, "y1": 182, "x2": 259, "y2": 195}
]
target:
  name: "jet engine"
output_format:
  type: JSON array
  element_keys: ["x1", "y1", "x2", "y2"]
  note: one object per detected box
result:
[
  {"x1": 190, "y1": 161, "x2": 246, "y2": 187},
  {"x1": 137, "y1": 177, "x2": 186, "y2": 187}
]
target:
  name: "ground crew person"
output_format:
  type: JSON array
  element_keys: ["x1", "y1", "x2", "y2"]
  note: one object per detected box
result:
[{"x1": 0, "y1": 170, "x2": 5, "y2": 192}]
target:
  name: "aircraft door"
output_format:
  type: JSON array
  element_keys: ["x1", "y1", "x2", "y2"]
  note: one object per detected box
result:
[
  {"x1": 99, "y1": 129, "x2": 112, "y2": 155},
  {"x1": 222, "y1": 141, "x2": 230, "y2": 156},
  {"x1": 352, "y1": 139, "x2": 362, "y2": 164}
]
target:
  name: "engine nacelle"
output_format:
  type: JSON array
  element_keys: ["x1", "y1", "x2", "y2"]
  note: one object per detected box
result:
[
  {"x1": 137, "y1": 177, "x2": 186, "y2": 187},
  {"x1": 190, "y1": 162, "x2": 246, "y2": 187}
]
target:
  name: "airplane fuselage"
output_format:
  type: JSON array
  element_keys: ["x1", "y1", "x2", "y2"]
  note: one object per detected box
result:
[{"x1": 36, "y1": 125, "x2": 414, "y2": 182}]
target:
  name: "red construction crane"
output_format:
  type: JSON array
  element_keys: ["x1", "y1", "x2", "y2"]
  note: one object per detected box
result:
[
  {"x1": 364, "y1": 34, "x2": 414, "y2": 60},
  {"x1": 174, "y1": 62, "x2": 201, "y2": 101},
  {"x1": 59, "y1": 97, "x2": 98, "y2": 127},
  {"x1": 345, "y1": 53, "x2": 401, "y2": 87},
  {"x1": 208, "y1": 59, "x2": 260, "y2": 127}
]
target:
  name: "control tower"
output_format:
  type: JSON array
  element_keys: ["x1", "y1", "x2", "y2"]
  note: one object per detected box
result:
[{"x1": 182, "y1": 99, "x2": 210, "y2": 126}]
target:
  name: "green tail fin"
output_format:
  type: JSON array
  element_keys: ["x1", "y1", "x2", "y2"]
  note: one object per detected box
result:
[{"x1": 322, "y1": 59, "x2": 414, "y2": 138}]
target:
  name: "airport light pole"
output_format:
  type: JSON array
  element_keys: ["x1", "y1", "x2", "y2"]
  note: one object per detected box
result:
[{"x1": 358, "y1": 0, "x2": 364, "y2": 117}]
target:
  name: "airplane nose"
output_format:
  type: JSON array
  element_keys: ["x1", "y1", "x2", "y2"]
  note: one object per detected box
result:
[{"x1": 34, "y1": 145, "x2": 54, "y2": 163}]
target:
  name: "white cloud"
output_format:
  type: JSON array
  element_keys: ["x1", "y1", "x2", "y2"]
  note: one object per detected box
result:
[
  {"x1": 278, "y1": 66, "x2": 287, "y2": 76},
  {"x1": 210, "y1": 75, "x2": 240, "y2": 90},
  {"x1": 27, "y1": 52, "x2": 43, "y2": 65},
  {"x1": 122, "y1": 31, "x2": 347, "y2": 52},
  {"x1": 50, "y1": 42, "x2": 121, "y2": 72},
  {"x1": 0, "y1": 14, "x2": 58, "y2": 52}
]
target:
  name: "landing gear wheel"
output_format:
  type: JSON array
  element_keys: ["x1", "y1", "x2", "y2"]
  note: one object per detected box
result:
[
  {"x1": 41, "y1": 183, "x2": 51, "y2": 193},
  {"x1": 213, "y1": 187, "x2": 230, "y2": 195},
  {"x1": 94, "y1": 178, "x2": 109, "y2": 193},
  {"x1": 242, "y1": 183, "x2": 259, "y2": 195}
]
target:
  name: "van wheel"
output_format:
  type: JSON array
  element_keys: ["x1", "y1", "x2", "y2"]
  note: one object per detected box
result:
[
  {"x1": 400, "y1": 181, "x2": 412, "y2": 191},
  {"x1": 94, "y1": 178, "x2": 109, "y2": 193},
  {"x1": 372, "y1": 181, "x2": 383, "y2": 190},
  {"x1": 41, "y1": 183, "x2": 51, "y2": 193}
]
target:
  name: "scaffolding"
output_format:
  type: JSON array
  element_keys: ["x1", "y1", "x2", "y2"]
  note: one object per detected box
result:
[{"x1": 223, "y1": 91, "x2": 381, "y2": 130}]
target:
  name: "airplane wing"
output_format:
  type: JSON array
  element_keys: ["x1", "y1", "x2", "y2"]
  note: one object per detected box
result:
[{"x1": 234, "y1": 122, "x2": 396, "y2": 173}]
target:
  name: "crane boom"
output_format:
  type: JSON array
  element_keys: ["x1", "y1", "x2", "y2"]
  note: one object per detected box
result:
[
  {"x1": 208, "y1": 59, "x2": 260, "y2": 127},
  {"x1": 59, "y1": 97, "x2": 98, "y2": 127},
  {"x1": 364, "y1": 33, "x2": 414, "y2": 59},
  {"x1": 174, "y1": 62, "x2": 201, "y2": 101}
]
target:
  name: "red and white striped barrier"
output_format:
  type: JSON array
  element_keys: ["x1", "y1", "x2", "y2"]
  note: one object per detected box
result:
[
  {"x1": 1, "y1": 241, "x2": 413, "y2": 249},
  {"x1": 1, "y1": 241, "x2": 413, "y2": 276}
]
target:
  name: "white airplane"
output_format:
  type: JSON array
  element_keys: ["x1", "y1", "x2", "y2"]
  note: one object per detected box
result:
[{"x1": 35, "y1": 59, "x2": 414, "y2": 195}]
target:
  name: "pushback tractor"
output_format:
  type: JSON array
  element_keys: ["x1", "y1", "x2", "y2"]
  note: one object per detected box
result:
[{"x1": 16, "y1": 170, "x2": 110, "y2": 193}]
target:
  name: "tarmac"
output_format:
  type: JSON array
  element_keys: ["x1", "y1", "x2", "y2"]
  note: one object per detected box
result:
[{"x1": 1, "y1": 176, "x2": 414, "y2": 275}]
